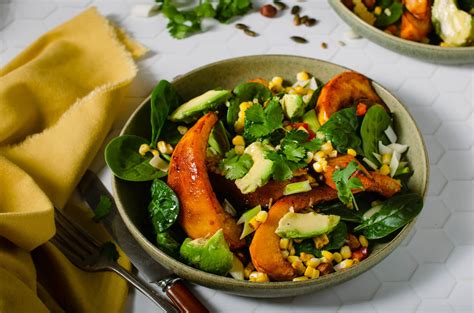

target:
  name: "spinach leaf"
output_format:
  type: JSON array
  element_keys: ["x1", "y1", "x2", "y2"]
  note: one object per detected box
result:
[
  {"x1": 354, "y1": 193, "x2": 423, "y2": 239},
  {"x1": 105, "y1": 135, "x2": 166, "y2": 182},
  {"x1": 318, "y1": 107, "x2": 362, "y2": 154},
  {"x1": 323, "y1": 222, "x2": 348, "y2": 251},
  {"x1": 360, "y1": 104, "x2": 391, "y2": 165},
  {"x1": 233, "y1": 82, "x2": 272, "y2": 103},
  {"x1": 318, "y1": 202, "x2": 362, "y2": 223},
  {"x1": 226, "y1": 97, "x2": 240, "y2": 131},
  {"x1": 457, "y1": 0, "x2": 473, "y2": 12},
  {"x1": 150, "y1": 80, "x2": 180, "y2": 147},
  {"x1": 156, "y1": 231, "x2": 181, "y2": 258},
  {"x1": 148, "y1": 179, "x2": 180, "y2": 233},
  {"x1": 294, "y1": 239, "x2": 322, "y2": 257},
  {"x1": 160, "y1": 120, "x2": 183, "y2": 145},
  {"x1": 375, "y1": 2, "x2": 403, "y2": 28},
  {"x1": 93, "y1": 195, "x2": 112, "y2": 222}
]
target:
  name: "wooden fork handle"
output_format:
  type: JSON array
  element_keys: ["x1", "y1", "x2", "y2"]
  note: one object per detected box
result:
[{"x1": 164, "y1": 280, "x2": 209, "y2": 313}]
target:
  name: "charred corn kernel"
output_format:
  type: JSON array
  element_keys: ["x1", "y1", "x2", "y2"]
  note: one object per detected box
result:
[
  {"x1": 321, "y1": 251, "x2": 334, "y2": 262},
  {"x1": 313, "y1": 162, "x2": 323, "y2": 173},
  {"x1": 177, "y1": 126, "x2": 188, "y2": 135},
  {"x1": 328, "y1": 150, "x2": 338, "y2": 158},
  {"x1": 300, "y1": 252, "x2": 315, "y2": 263},
  {"x1": 334, "y1": 259, "x2": 354, "y2": 271},
  {"x1": 359, "y1": 235, "x2": 369, "y2": 248},
  {"x1": 151, "y1": 149, "x2": 159, "y2": 156},
  {"x1": 311, "y1": 269, "x2": 321, "y2": 279},
  {"x1": 291, "y1": 260, "x2": 306, "y2": 275},
  {"x1": 304, "y1": 266, "x2": 315, "y2": 278},
  {"x1": 340, "y1": 246, "x2": 352, "y2": 259},
  {"x1": 232, "y1": 135, "x2": 245, "y2": 146},
  {"x1": 352, "y1": 259, "x2": 360, "y2": 265},
  {"x1": 280, "y1": 238, "x2": 290, "y2": 250},
  {"x1": 235, "y1": 101, "x2": 253, "y2": 132},
  {"x1": 313, "y1": 151, "x2": 326, "y2": 161},
  {"x1": 294, "y1": 86, "x2": 305, "y2": 95},
  {"x1": 374, "y1": 6, "x2": 382, "y2": 15},
  {"x1": 249, "y1": 216, "x2": 261, "y2": 230},
  {"x1": 379, "y1": 164, "x2": 390, "y2": 176},
  {"x1": 234, "y1": 145, "x2": 245, "y2": 155},
  {"x1": 321, "y1": 141, "x2": 333, "y2": 153},
  {"x1": 271, "y1": 76, "x2": 283, "y2": 85},
  {"x1": 353, "y1": 0, "x2": 376, "y2": 25},
  {"x1": 297, "y1": 71, "x2": 310, "y2": 81},
  {"x1": 285, "y1": 125, "x2": 293, "y2": 131},
  {"x1": 139, "y1": 144, "x2": 151, "y2": 156},
  {"x1": 305, "y1": 152, "x2": 314, "y2": 164},
  {"x1": 281, "y1": 250, "x2": 290, "y2": 258},
  {"x1": 288, "y1": 239, "x2": 294, "y2": 251},
  {"x1": 382, "y1": 153, "x2": 392, "y2": 165},
  {"x1": 289, "y1": 247, "x2": 296, "y2": 256},
  {"x1": 158, "y1": 141, "x2": 174, "y2": 154},
  {"x1": 293, "y1": 276, "x2": 309, "y2": 282},
  {"x1": 244, "y1": 263, "x2": 255, "y2": 279},
  {"x1": 255, "y1": 272, "x2": 270, "y2": 282},
  {"x1": 313, "y1": 234, "x2": 329, "y2": 249},
  {"x1": 306, "y1": 89, "x2": 314, "y2": 97},
  {"x1": 307, "y1": 258, "x2": 321, "y2": 268},
  {"x1": 347, "y1": 148, "x2": 357, "y2": 157},
  {"x1": 333, "y1": 252, "x2": 343, "y2": 263},
  {"x1": 255, "y1": 211, "x2": 268, "y2": 223},
  {"x1": 287, "y1": 256, "x2": 300, "y2": 264}
]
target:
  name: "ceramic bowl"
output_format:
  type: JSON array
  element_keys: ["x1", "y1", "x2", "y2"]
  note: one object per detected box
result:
[
  {"x1": 113, "y1": 55, "x2": 429, "y2": 298},
  {"x1": 329, "y1": 0, "x2": 474, "y2": 64}
]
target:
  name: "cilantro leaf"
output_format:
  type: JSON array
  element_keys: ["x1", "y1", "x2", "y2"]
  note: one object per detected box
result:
[
  {"x1": 219, "y1": 150, "x2": 253, "y2": 180},
  {"x1": 99, "y1": 242, "x2": 119, "y2": 262},
  {"x1": 280, "y1": 130, "x2": 322, "y2": 162},
  {"x1": 93, "y1": 195, "x2": 112, "y2": 222},
  {"x1": 243, "y1": 99, "x2": 283, "y2": 142},
  {"x1": 282, "y1": 142, "x2": 306, "y2": 162},
  {"x1": 215, "y1": 0, "x2": 253, "y2": 23},
  {"x1": 265, "y1": 151, "x2": 294, "y2": 181},
  {"x1": 318, "y1": 107, "x2": 362, "y2": 154},
  {"x1": 332, "y1": 161, "x2": 364, "y2": 206}
]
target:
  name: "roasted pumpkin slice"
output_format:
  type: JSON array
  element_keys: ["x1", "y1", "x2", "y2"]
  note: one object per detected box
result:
[
  {"x1": 249, "y1": 187, "x2": 338, "y2": 281},
  {"x1": 400, "y1": 11, "x2": 432, "y2": 42},
  {"x1": 316, "y1": 72, "x2": 383, "y2": 125},
  {"x1": 167, "y1": 112, "x2": 245, "y2": 249}
]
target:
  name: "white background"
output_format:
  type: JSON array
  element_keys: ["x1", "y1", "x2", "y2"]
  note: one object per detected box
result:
[{"x1": 1, "y1": 0, "x2": 473, "y2": 312}]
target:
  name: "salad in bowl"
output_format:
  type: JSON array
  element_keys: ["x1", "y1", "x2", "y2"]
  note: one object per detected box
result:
[{"x1": 106, "y1": 69, "x2": 424, "y2": 283}]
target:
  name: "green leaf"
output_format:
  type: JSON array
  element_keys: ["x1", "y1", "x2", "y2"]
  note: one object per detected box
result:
[
  {"x1": 93, "y1": 195, "x2": 112, "y2": 222},
  {"x1": 161, "y1": 1, "x2": 202, "y2": 39},
  {"x1": 105, "y1": 135, "x2": 166, "y2": 182},
  {"x1": 375, "y1": 2, "x2": 403, "y2": 28},
  {"x1": 322, "y1": 222, "x2": 348, "y2": 250},
  {"x1": 318, "y1": 107, "x2": 362, "y2": 154},
  {"x1": 215, "y1": 0, "x2": 253, "y2": 23},
  {"x1": 148, "y1": 179, "x2": 180, "y2": 233},
  {"x1": 156, "y1": 231, "x2": 181, "y2": 258},
  {"x1": 160, "y1": 120, "x2": 183, "y2": 145},
  {"x1": 233, "y1": 82, "x2": 272, "y2": 103},
  {"x1": 265, "y1": 150, "x2": 305, "y2": 181},
  {"x1": 219, "y1": 150, "x2": 254, "y2": 180},
  {"x1": 150, "y1": 80, "x2": 180, "y2": 147},
  {"x1": 354, "y1": 193, "x2": 423, "y2": 239},
  {"x1": 318, "y1": 201, "x2": 362, "y2": 223},
  {"x1": 243, "y1": 99, "x2": 283, "y2": 142},
  {"x1": 332, "y1": 161, "x2": 364, "y2": 206},
  {"x1": 360, "y1": 104, "x2": 391, "y2": 165},
  {"x1": 100, "y1": 242, "x2": 119, "y2": 262}
]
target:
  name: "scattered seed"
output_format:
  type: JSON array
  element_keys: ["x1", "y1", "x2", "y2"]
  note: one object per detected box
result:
[
  {"x1": 293, "y1": 14, "x2": 301, "y2": 26},
  {"x1": 321, "y1": 42, "x2": 328, "y2": 49},
  {"x1": 300, "y1": 15, "x2": 309, "y2": 24},
  {"x1": 291, "y1": 5, "x2": 301, "y2": 15},
  {"x1": 244, "y1": 29, "x2": 258, "y2": 37},
  {"x1": 338, "y1": 40, "x2": 346, "y2": 46},
  {"x1": 260, "y1": 4, "x2": 278, "y2": 17},
  {"x1": 291, "y1": 36, "x2": 308, "y2": 43},
  {"x1": 305, "y1": 18, "x2": 317, "y2": 26},
  {"x1": 273, "y1": 0, "x2": 288, "y2": 10},
  {"x1": 235, "y1": 23, "x2": 249, "y2": 30}
]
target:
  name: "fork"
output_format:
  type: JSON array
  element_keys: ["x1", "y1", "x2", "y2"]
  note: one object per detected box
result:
[{"x1": 51, "y1": 208, "x2": 179, "y2": 313}]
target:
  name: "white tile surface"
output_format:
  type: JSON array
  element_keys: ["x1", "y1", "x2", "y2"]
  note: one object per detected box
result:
[{"x1": 1, "y1": 0, "x2": 473, "y2": 312}]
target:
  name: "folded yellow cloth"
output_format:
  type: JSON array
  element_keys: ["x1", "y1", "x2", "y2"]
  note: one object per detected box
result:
[{"x1": 0, "y1": 7, "x2": 147, "y2": 312}]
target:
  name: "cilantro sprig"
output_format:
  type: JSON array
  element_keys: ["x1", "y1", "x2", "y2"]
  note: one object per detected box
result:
[
  {"x1": 332, "y1": 161, "x2": 364, "y2": 208},
  {"x1": 243, "y1": 99, "x2": 284, "y2": 142},
  {"x1": 219, "y1": 150, "x2": 254, "y2": 180}
]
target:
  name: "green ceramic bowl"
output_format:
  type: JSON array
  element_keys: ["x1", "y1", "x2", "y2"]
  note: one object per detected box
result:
[
  {"x1": 113, "y1": 55, "x2": 429, "y2": 298},
  {"x1": 329, "y1": 0, "x2": 474, "y2": 64}
]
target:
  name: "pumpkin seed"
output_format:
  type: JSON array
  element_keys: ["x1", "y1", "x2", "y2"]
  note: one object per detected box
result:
[
  {"x1": 291, "y1": 5, "x2": 301, "y2": 15},
  {"x1": 235, "y1": 23, "x2": 249, "y2": 30},
  {"x1": 305, "y1": 18, "x2": 317, "y2": 26},
  {"x1": 273, "y1": 0, "x2": 287, "y2": 10},
  {"x1": 293, "y1": 14, "x2": 301, "y2": 26},
  {"x1": 244, "y1": 29, "x2": 258, "y2": 37},
  {"x1": 291, "y1": 36, "x2": 308, "y2": 44},
  {"x1": 321, "y1": 42, "x2": 328, "y2": 49}
]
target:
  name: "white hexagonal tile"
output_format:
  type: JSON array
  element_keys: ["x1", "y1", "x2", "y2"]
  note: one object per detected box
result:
[
  {"x1": 444, "y1": 212, "x2": 474, "y2": 246},
  {"x1": 398, "y1": 79, "x2": 438, "y2": 107},
  {"x1": 331, "y1": 24, "x2": 369, "y2": 50},
  {"x1": 436, "y1": 123, "x2": 474, "y2": 150},
  {"x1": 14, "y1": 1, "x2": 57, "y2": 19},
  {"x1": 397, "y1": 56, "x2": 437, "y2": 77},
  {"x1": 95, "y1": 0, "x2": 130, "y2": 22},
  {"x1": 408, "y1": 229, "x2": 454, "y2": 263},
  {"x1": 448, "y1": 281, "x2": 473, "y2": 312},
  {"x1": 53, "y1": 0, "x2": 92, "y2": 7},
  {"x1": 0, "y1": 47, "x2": 22, "y2": 67},
  {"x1": 227, "y1": 32, "x2": 272, "y2": 57},
  {"x1": 417, "y1": 197, "x2": 450, "y2": 228},
  {"x1": 431, "y1": 66, "x2": 471, "y2": 92},
  {"x1": 433, "y1": 93, "x2": 472, "y2": 121},
  {"x1": 367, "y1": 63, "x2": 407, "y2": 91},
  {"x1": 210, "y1": 290, "x2": 259, "y2": 312},
  {"x1": 411, "y1": 264, "x2": 456, "y2": 298},
  {"x1": 0, "y1": 3, "x2": 14, "y2": 30},
  {"x1": 3, "y1": 19, "x2": 46, "y2": 48},
  {"x1": 438, "y1": 150, "x2": 474, "y2": 180},
  {"x1": 372, "y1": 282, "x2": 421, "y2": 312},
  {"x1": 337, "y1": 301, "x2": 375, "y2": 312},
  {"x1": 373, "y1": 248, "x2": 418, "y2": 282},
  {"x1": 334, "y1": 271, "x2": 381, "y2": 303},
  {"x1": 254, "y1": 297, "x2": 296, "y2": 313},
  {"x1": 427, "y1": 166, "x2": 447, "y2": 196},
  {"x1": 120, "y1": 15, "x2": 166, "y2": 39},
  {"x1": 293, "y1": 288, "x2": 341, "y2": 312},
  {"x1": 416, "y1": 299, "x2": 454, "y2": 312},
  {"x1": 364, "y1": 41, "x2": 401, "y2": 64},
  {"x1": 409, "y1": 107, "x2": 441, "y2": 135},
  {"x1": 192, "y1": 43, "x2": 233, "y2": 68},
  {"x1": 401, "y1": 227, "x2": 417, "y2": 246},
  {"x1": 423, "y1": 136, "x2": 445, "y2": 164},
  {"x1": 306, "y1": 9, "x2": 339, "y2": 35},
  {"x1": 150, "y1": 54, "x2": 197, "y2": 81},
  {"x1": 127, "y1": 70, "x2": 158, "y2": 98},
  {"x1": 44, "y1": 6, "x2": 83, "y2": 29},
  {"x1": 331, "y1": 49, "x2": 372, "y2": 74},
  {"x1": 446, "y1": 246, "x2": 474, "y2": 281},
  {"x1": 441, "y1": 180, "x2": 474, "y2": 212}
]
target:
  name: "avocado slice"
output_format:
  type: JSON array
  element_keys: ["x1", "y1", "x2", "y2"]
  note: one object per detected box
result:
[
  {"x1": 235, "y1": 142, "x2": 274, "y2": 194},
  {"x1": 275, "y1": 212, "x2": 340, "y2": 239},
  {"x1": 302, "y1": 109, "x2": 321, "y2": 133},
  {"x1": 432, "y1": 0, "x2": 474, "y2": 46},
  {"x1": 281, "y1": 94, "x2": 305, "y2": 119},
  {"x1": 169, "y1": 90, "x2": 231, "y2": 123},
  {"x1": 208, "y1": 120, "x2": 230, "y2": 156}
]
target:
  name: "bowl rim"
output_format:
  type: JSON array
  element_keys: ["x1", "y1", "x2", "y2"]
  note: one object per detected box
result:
[{"x1": 112, "y1": 54, "x2": 430, "y2": 289}]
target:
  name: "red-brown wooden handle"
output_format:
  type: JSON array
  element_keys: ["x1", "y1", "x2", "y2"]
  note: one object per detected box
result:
[{"x1": 165, "y1": 280, "x2": 209, "y2": 313}]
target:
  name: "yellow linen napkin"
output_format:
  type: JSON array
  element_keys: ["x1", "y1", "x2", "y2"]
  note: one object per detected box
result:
[{"x1": 0, "y1": 7, "x2": 147, "y2": 312}]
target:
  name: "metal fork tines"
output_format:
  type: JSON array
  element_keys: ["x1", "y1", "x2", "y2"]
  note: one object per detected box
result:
[{"x1": 51, "y1": 208, "x2": 178, "y2": 313}]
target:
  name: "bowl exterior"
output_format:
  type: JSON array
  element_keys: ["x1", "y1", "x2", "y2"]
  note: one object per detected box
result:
[
  {"x1": 329, "y1": 0, "x2": 474, "y2": 65},
  {"x1": 113, "y1": 55, "x2": 429, "y2": 297}
]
